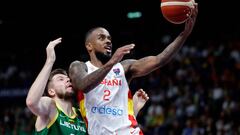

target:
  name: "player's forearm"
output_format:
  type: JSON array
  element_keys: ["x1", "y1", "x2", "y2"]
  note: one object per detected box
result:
[
  {"x1": 157, "y1": 32, "x2": 187, "y2": 66},
  {"x1": 129, "y1": 32, "x2": 188, "y2": 78},
  {"x1": 72, "y1": 63, "x2": 114, "y2": 93},
  {"x1": 26, "y1": 60, "x2": 53, "y2": 107}
]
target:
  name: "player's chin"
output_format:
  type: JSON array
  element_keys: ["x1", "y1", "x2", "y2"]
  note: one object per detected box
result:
[
  {"x1": 66, "y1": 87, "x2": 74, "y2": 93},
  {"x1": 105, "y1": 52, "x2": 112, "y2": 57},
  {"x1": 65, "y1": 91, "x2": 75, "y2": 96}
]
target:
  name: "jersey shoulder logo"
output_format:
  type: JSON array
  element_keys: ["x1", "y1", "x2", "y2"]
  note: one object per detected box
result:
[{"x1": 113, "y1": 68, "x2": 120, "y2": 76}]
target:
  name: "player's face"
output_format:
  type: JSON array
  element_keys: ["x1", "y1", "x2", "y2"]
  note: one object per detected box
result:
[
  {"x1": 91, "y1": 28, "x2": 112, "y2": 58},
  {"x1": 51, "y1": 74, "x2": 74, "y2": 99}
]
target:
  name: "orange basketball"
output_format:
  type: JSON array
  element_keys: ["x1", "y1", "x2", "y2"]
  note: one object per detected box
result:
[{"x1": 161, "y1": 0, "x2": 195, "y2": 24}]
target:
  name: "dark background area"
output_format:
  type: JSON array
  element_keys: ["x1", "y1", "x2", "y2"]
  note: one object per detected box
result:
[{"x1": 0, "y1": 0, "x2": 238, "y2": 62}]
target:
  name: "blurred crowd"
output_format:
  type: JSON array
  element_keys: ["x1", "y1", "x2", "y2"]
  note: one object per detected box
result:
[{"x1": 1, "y1": 35, "x2": 240, "y2": 135}]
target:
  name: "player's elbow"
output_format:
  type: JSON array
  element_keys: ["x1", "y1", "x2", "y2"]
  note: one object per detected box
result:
[
  {"x1": 26, "y1": 97, "x2": 36, "y2": 109},
  {"x1": 132, "y1": 69, "x2": 151, "y2": 78},
  {"x1": 26, "y1": 98, "x2": 32, "y2": 108}
]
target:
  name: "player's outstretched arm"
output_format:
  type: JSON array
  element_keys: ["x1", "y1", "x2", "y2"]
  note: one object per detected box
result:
[
  {"x1": 26, "y1": 38, "x2": 61, "y2": 116},
  {"x1": 122, "y1": 4, "x2": 198, "y2": 80}
]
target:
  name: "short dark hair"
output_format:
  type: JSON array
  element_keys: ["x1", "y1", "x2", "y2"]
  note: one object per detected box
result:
[
  {"x1": 44, "y1": 68, "x2": 68, "y2": 96},
  {"x1": 84, "y1": 27, "x2": 103, "y2": 45}
]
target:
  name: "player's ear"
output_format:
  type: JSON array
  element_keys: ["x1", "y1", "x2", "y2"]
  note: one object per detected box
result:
[
  {"x1": 86, "y1": 42, "x2": 93, "y2": 52},
  {"x1": 48, "y1": 88, "x2": 55, "y2": 97}
]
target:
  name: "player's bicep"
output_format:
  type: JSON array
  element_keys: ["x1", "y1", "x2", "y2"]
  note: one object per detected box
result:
[
  {"x1": 123, "y1": 56, "x2": 159, "y2": 78},
  {"x1": 121, "y1": 59, "x2": 136, "y2": 81}
]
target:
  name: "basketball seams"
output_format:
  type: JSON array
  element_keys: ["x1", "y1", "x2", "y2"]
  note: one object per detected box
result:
[{"x1": 161, "y1": 1, "x2": 194, "y2": 8}]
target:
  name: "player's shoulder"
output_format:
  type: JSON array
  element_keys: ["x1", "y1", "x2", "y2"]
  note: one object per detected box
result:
[
  {"x1": 120, "y1": 59, "x2": 137, "y2": 73},
  {"x1": 41, "y1": 96, "x2": 54, "y2": 101},
  {"x1": 70, "y1": 60, "x2": 87, "y2": 68},
  {"x1": 69, "y1": 60, "x2": 88, "y2": 71},
  {"x1": 70, "y1": 60, "x2": 86, "y2": 65},
  {"x1": 41, "y1": 96, "x2": 56, "y2": 107},
  {"x1": 37, "y1": 97, "x2": 57, "y2": 117},
  {"x1": 120, "y1": 59, "x2": 137, "y2": 67}
]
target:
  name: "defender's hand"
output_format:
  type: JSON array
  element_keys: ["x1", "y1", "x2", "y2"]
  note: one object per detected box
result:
[{"x1": 46, "y1": 37, "x2": 62, "y2": 63}]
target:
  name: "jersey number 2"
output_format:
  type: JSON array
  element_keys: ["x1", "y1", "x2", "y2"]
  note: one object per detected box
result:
[{"x1": 103, "y1": 90, "x2": 111, "y2": 101}]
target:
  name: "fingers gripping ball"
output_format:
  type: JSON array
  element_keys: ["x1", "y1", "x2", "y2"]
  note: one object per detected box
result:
[{"x1": 161, "y1": 0, "x2": 195, "y2": 24}]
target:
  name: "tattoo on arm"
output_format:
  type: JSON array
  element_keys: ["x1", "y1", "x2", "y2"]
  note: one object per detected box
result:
[
  {"x1": 121, "y1": 59, "x2": 136, "y2": 82},
  {"x1": 157, "y1": 33, "x2": 186, "y2": 66},
  {"x1": 121, "y1": 34, "x2": 187, "y2": 79},
  {"x1": 69, "y1": 61, "x2": 113, "y2": 93}
]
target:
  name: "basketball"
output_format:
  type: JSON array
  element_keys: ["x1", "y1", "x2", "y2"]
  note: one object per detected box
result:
[{"x1": 161, "y1": 0, "x2": 195, "y2": 24}]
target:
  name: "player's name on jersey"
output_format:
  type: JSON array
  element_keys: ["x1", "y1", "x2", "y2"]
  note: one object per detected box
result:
[{"x1": 100, "y1": 79, "x2": 122, "y2": 86}]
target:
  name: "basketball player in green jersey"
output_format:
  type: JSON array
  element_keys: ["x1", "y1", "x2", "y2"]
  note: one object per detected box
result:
[{"x1": 26, "y1": 37, "x2": 149, "y2": 135}]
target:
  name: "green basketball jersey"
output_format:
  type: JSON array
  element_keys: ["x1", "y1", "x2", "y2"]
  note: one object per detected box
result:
[{"x1": 34, "y1": 103, "x2": 87, "y2": 135}]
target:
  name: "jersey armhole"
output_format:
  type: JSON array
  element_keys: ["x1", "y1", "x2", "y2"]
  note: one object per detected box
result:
[{"x1": 47, "y1": 108, "x2": 59, "y2": 128}]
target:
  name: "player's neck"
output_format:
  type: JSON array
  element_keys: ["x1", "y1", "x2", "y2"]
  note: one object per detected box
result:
[
  {"x1": 55, "y1": 98, "x2": 73, "y2": 116},
  {"x1": 90, "y1": 55, "x2": 104, "y2": 67},
  {"x1": 90, "y1": 52, "x2": 110, "y2": 67}
]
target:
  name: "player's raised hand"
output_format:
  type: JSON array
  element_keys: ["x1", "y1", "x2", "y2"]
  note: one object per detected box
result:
[
  {"x1": 184, "y1": 2, "x2": 198, "y2": 36},
  {"x1": 46, "y1": 37, "x2": 62, "y2": 63},
  {"x1": 133, "y1": 88, "x2": 149, "y2": 113},
  {"x1": 108, "y1": 44, "x2": 135, "y2": 65}
]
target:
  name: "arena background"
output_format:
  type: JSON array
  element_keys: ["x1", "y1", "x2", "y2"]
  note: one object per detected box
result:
[{"x1": 1, "y1": 0, "x2": 240, "y2": 134}]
